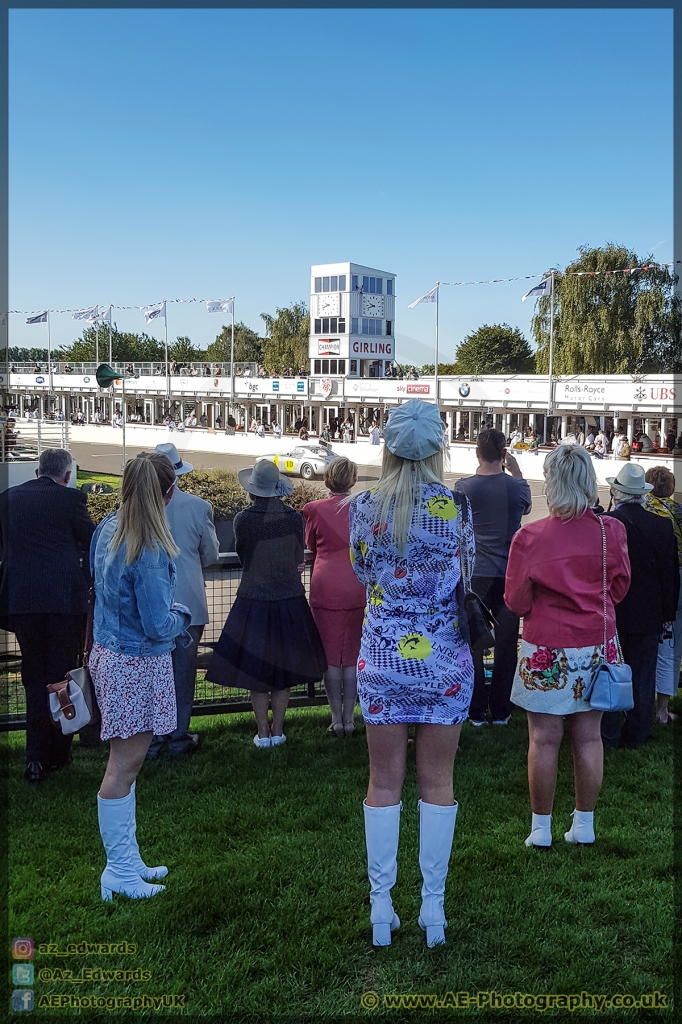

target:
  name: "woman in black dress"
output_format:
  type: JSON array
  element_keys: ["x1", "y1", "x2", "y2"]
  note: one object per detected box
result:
[{"x1": 206, "y1": 460, "x2": 327, "y2": 747}]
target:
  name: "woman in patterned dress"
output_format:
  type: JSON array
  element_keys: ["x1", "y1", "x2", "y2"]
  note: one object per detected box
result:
[
  {"x1": 90, "y1": 454, "x2": 192, "y2": 900},
  {"x1": 505, "y1": 445, "x2": 630, "y2": 849},
  {"x1": 349, "y1": 399, "x2": 475, "y2": 948}
]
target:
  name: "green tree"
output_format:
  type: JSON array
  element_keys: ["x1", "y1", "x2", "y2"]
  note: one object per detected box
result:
[
  {"x1": 205, "y1": 322, "x2": 263, "y2": 364},
  {"x1": 169, "y1": 336, "x2": 204, "y2": 362},
  {"x1": 454, "y1": 324, "x2": 534, "y2": 374},
  {"x1": 7, "y1": 347, "x2": 49, "y2": 362},
  {"x1": 59, "y1": 325, "x2": 164, "y2": 362},
  {"x1": 260, "y1": 301, "x2": 309, "y2": 373},
  {"x1": 418, "y1": 363, "x2": 458, "y2": 376},
  {"x1": 532, "y1": 244, "x2": 681, "y2": 374}
]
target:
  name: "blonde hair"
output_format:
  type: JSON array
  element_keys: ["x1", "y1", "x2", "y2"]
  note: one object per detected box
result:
[
  {"x1": 324, "y1": 456, "x2": 357, "y2": 494},
  {"x1": 109, "y1": 454, "x2": 179, "y2": 565},
  {"x1": 361, "y1": 446, "x2": 446, "y2": 555},
  {"x1": 544, "y1": 444, "x2": 598, "y2": 520}
]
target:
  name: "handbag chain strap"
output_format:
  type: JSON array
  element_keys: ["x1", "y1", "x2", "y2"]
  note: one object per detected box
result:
[{"x1": 455, "y1": 494, "x2": 472, "y2": 593}]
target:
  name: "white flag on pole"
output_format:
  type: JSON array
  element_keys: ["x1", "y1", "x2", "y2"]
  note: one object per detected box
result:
[
  {"x1": 73, "y1": 305, "x2": 99, "y2": 321},
  {"x1": 408, "y1": 286, "x2": 438, "y2": 308},
  {"x1": 522, "y1": 277, "x2": 552, "y2": 302},
  {"x1": 143, "y1": 301, "x2": 166, "y2": 324},
  {"x1": 206, "y1": 298, "x2": 234, "y2": 314},
  {"x1": 92, "y1": 305, "x2": 112, "y2": 323}
]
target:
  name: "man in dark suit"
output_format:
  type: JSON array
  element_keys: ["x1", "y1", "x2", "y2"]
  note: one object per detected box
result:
[
  {"x1": 602, "y1": 464, "x2": 679, "y2": 749},
  {"x1": 0, "y1": 449, "x2": 95, "y2": 781}
]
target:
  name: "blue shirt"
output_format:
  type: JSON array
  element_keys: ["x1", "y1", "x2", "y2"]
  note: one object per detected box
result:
[{"x1": 455, "y1": 472, "x2": 532, "y2": 578}]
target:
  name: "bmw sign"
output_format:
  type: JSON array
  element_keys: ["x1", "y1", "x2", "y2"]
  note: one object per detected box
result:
[{"x1": 458, "y1": 383, "x2": 470, "y2": 397}]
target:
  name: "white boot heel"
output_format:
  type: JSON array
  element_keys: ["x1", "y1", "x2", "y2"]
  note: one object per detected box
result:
[
  {"x1": 418, "y1": 800, "x2": 458, "y2": 949},
  {"x1": 98, "y1": 792, "x2": 166, "y2": 901},
  {"x1": 364, "y1": 801, "x2": 402, "y2": 947},
  {"x1": 564, "y1": 809, "x2": 595, "y2": 845},
  {"x1": 525, "y1": 813, "x2": 553, "y2": 849},
  {"x1": 129, "y1": 782, "x2": 168, "y2": 881}
]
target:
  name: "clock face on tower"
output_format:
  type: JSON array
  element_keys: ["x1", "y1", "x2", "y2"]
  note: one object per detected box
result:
[
  {"x1": 361, "y1": 294, "x2": 385, "y2": 317},
  {"x1": 317, "y1": 293, "x2": 340, "y2": 316}
]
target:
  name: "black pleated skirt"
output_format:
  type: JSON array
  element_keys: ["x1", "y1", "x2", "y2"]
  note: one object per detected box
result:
[{"x1": 206, "y1": 595, "x2": 328, "y2": 693}]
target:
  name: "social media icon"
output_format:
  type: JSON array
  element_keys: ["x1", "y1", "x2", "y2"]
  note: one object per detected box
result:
[
  {"x1": 13, "y1": 964, "x2": 34, "y2": 985},
  {"x1": 12, "y1": 989, "x2": 34, "y2": 1011},
  {"x1": 12, "y1": 939, "x2": 34, "y2": 960}
]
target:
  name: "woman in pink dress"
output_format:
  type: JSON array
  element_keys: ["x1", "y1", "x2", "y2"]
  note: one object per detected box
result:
[{"x1": 304, "y1": 457, "x2": 366, "y2": 736}]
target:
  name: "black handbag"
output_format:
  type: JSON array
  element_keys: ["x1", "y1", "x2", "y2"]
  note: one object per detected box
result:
[{"x1": 453, "y1": 492, "x2": 496, "y2": 653}]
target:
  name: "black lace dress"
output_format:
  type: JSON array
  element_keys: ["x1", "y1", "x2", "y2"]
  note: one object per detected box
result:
[{"x1": 206, "y1": 498, "x2": 327, "y2": 692}]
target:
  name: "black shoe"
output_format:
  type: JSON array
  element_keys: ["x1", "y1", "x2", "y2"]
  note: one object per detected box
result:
[
  {"x1": 24, "y1": 761, "x2": 46, "y2": 784},
  {"x1": 168, "y1": 734, "x2": 200, "y2": 759}
]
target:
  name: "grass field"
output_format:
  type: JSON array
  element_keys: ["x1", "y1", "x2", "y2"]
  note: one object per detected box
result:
[
  {"x1": 7, "y1": 704, "x2": 676, "y2": 1020},
  {"x1": 75, "y1": 469, "x2": 121, "y2": 489}
]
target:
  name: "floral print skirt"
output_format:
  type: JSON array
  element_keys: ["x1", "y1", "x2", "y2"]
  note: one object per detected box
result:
[
  {"x1": 90, "y1": 642, "x2": 177, "y2": 740},
  {"x1": 511, "y1": 637, "x2": 618, "y2": 716}
]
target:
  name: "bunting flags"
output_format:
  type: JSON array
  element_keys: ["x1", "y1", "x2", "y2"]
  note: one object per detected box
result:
[
  {"x1": 408, "y1": 285, "x2": 438, "y2": 308},
  {"x1": 206, "y1": 298, "x2": 234, "y2": 314},
  {"x1": 143, "y1": 301, "x2": 166, "y2": 324}
]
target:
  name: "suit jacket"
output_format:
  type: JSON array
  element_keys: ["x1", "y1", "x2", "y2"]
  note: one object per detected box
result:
[
  {"x1": 0, "y1": 476, "x2": 95, "y2": 617},
  {"x1": 606, "y1": 503, "x2": 679, "y2": 634},
  {"x1": 165, "y1": 487, "x2": 219, "y2": 625}
]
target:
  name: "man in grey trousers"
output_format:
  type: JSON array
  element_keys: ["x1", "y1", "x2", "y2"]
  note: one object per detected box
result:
[{"x1": 147, "y1": 443, "x2": 220, "y2": 759}]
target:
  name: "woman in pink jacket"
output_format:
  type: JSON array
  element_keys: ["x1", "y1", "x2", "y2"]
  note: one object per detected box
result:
[
  {"x1": 304, "y1": 457, "x2": 366, "y2": 736},
  {"x1": 505, "y1": 445, "x2": 630, "y2": 848}
]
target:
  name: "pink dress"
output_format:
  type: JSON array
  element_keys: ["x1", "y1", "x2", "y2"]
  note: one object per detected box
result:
[{"x1": 304, "y1": 494, "x2": 366, "y2": 667}]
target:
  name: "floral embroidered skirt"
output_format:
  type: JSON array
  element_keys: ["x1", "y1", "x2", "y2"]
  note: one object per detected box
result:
[
  {"x1": 511, "y1": 637, "x2": 618, "y2": 716},
  {"x1": 90, "y1": 642, "x2": 177, "y2": 740}
]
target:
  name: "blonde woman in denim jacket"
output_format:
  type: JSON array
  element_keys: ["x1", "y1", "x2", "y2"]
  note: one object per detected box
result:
[{"x1": 90, "y1": 453, "x2": 191, "y2": 901}]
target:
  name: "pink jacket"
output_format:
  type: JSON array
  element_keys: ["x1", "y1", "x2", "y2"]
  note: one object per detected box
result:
[
  {"x1": 303, "y1": 494, "x2": 366, "y2": 611},
  {"x1": 504, "y1": 510, "x2": 631, "y2": 648}
]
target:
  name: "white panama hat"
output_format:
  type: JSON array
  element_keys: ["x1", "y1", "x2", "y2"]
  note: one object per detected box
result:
[
  {"x1": 154, "y1": 442, "x2": 194, "y2": 476},
  {"x1": 605, "y1": 462, "x2": 653, "y2": 495}
]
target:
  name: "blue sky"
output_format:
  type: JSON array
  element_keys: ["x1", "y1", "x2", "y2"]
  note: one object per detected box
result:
[{"x1": 9, "y1": 7, "x2": 672, "y2": 364}]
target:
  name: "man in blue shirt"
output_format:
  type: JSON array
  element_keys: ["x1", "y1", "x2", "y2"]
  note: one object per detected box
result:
[{"x1": 455, "y1": 429, "x2": 532, "y2": 726}]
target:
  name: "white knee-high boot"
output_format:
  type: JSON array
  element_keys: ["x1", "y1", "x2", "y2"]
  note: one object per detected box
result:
[
  {"x1": 98, "y1": 791, "x2": 165, "y2": 901},
  {"x1": 364, "y1": 801, "x2": 401, "y2": 946},
  {"x1": 128, "y1": 782, "x2": 168, "y2": 881},
  {"x1": 418, "y1": 799, "x2": 458, "y2": 947}
]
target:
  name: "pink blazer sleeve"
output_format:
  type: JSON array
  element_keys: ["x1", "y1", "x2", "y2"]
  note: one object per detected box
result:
[
  {"x1": 303, "y1": 503, "x2": 318, "y2": 558},
  {"x1": 605, "y1": 517, "x2": 631, "y2": 606},
  {"x1": 504, "y1": 527, "x2": 533, "y2": 617}
]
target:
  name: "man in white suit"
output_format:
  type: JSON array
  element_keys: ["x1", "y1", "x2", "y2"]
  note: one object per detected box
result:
[{"x1": 147, "y1": 443, "x2": 220, "y2": 759}]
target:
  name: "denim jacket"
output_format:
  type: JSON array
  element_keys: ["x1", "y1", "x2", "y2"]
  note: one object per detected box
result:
[{"x1": 90, "y1": 512, "x2": 191, "y2": 656}]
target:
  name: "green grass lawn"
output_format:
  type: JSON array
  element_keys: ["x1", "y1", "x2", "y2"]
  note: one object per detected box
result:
[
  {"x1": 75, "y1": 470, "x2": 121, "y2": 489},
  {"x1": 7, "y1": 705, "x2": 675, "y2": 1020}
]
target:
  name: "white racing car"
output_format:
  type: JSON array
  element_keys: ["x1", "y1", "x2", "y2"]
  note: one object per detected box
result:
[{"x1": 255, "y1": 442, "x2": 338, "y2": 481}]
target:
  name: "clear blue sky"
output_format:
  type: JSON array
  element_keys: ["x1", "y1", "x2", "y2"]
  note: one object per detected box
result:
[{"x1": 9, "y1": 7, "x2": 672, "y2": 364}]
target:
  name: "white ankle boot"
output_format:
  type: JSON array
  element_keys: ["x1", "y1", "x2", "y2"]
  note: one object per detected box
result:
[
  {"x1": 128, "y1": 782, "x2": 168, "y2": 881},
  {"x1": 364, "y1": 801, "x2": 401, "y2": 946},
  {"x1": 525, "y1": 813, "x2": 553, "y2": 849},
  {"x1": 98, "y1": 792, "x2": 166, "y2": 901},
  {"x1": 564, "y1": 809, "x2": 595, "y2": 845},
  {"x1": 417, "y1": 800, "x2": 458, "y2": 947}
]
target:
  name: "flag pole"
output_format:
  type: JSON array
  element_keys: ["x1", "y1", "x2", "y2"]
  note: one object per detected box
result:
[
  {"x1": 47, "y1": 310, "x2": 53, "y2": 396},
  {"x1": 121, "y1": 375, "x2": 126, "y2": 471},
  {"x1": 230, "y1": 298, "x2": 235, "y2": 421},
  {"x1": 164, "y1": 304, "x2": 169, "y2": 404},
  {"x1": 108, "y1": 316, "x2": 112, "y2": 364},
  {"x1": 546, "y1": 270, "x2": 555, "y2": 442},
  {"x1": 95, "y1": 313, "x2": 99, "y2": 365},
  {"x1": 434, "y1": 282, "x2": 440, "y2": 407}
]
